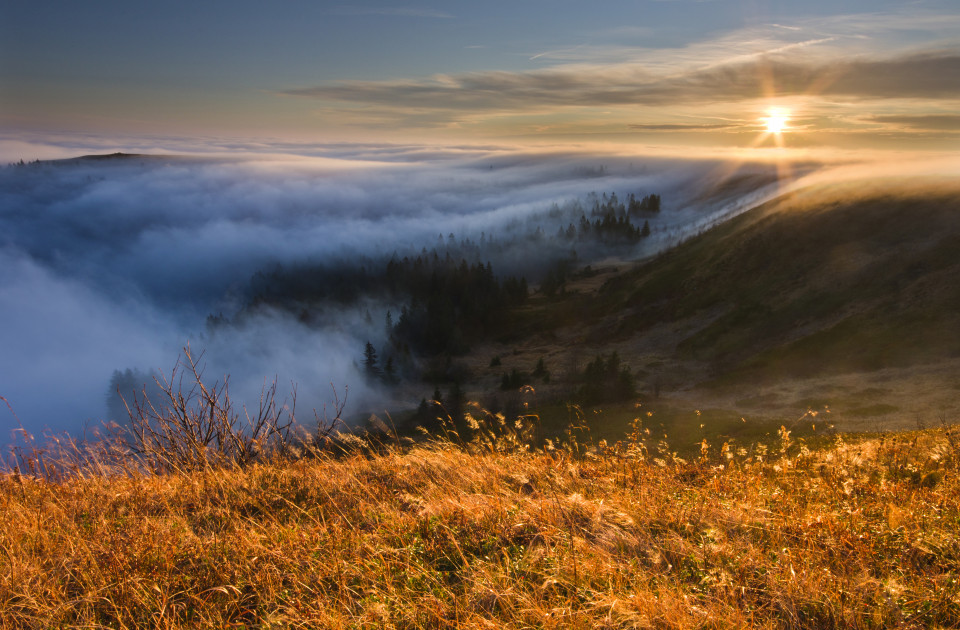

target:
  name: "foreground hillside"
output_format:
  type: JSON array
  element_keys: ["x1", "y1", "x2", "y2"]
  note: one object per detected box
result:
[{"x1": 3, "y1": 423, "x2": 959, "y2": 628}]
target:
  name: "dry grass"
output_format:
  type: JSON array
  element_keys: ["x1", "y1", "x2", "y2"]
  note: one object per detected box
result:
[{"x1": 2, "y1": 414, "x2": 960, "y2": 628}]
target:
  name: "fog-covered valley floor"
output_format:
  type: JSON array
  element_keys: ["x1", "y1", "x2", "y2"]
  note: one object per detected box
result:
[{"x1": 2, "y1": 145, "x2": 957, "y2": 444}]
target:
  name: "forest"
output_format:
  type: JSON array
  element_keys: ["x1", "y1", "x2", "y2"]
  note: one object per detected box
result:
[{"x1": 202, "y1": 191, "x2": 663, "y2": 406}]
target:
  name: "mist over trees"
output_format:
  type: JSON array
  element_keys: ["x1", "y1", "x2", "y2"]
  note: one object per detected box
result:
[
  {"x1": 105, "y1": 368, "x2": 167, "y2": 426},
  {"x1": 2, "y1": 150, "x2": 794, "y2": 437},
  {"x1": 204, "y1": 187, "x2": 663, "y2": 394},
  {"x1": 185, "y1": 182, "x2": 672, "y2": 434}
]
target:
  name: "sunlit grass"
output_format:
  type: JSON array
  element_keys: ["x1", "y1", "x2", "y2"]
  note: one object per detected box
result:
[{"x1": 2, "y1": 402, "x2": 959, "y2": 628}]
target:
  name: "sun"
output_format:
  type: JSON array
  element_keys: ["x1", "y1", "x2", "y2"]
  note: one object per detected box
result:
[{"x1": 762, "y1": 108, "x2": 790, "y2": 134}]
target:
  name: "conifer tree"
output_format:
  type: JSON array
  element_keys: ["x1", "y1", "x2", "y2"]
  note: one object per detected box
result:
[{"x1": 363, "y1": 341, "x2": 381, "y2": 378}]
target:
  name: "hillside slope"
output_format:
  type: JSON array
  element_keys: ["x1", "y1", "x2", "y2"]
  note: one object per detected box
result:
[
  {"x1": 601, "y1": 177, "x2": 960, "y2": 381},
  {"x1": 478, "y1": 177, "x2": 960, "y2": 433}
]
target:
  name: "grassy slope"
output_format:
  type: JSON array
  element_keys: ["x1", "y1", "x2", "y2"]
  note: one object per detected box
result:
[
  {"x1": 467, "y1": 177, "x2": 960, "y2": 437},
  {"x1": 601, "y1": 178, "x2": 960, "y2": 382},
  {"x1": 3, "y1": 428, "x2": 960, "y2": 628}
]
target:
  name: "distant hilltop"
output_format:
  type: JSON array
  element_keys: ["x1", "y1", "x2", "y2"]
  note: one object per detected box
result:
[
  {"x1": 5, "y1": 152, "x2": 145, "y2": 166},
  {"x1": 41, "y1": 152, "x2": 198, "y2": 166},
  {"x1": 4, "y1": 152, "x2": 213, "y2": 169},
  {"x1": 76, "y1": 152, "x2": 143, "y2": 160}
]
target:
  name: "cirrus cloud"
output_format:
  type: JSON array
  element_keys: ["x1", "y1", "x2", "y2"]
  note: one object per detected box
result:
[
  {"x1": 284, "y1": 51, "x2": 960, "y2": 111},
  {"x1": 279, "y1": 10, "x2": 960, "y2": 146},
  {"x1": 868, "y1": 114, "x2": 960, "y2": 131}
]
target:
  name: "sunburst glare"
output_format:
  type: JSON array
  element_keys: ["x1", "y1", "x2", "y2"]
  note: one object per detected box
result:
[{"x1": 762, "y1": 108, "x2": 790, "y2": 135}]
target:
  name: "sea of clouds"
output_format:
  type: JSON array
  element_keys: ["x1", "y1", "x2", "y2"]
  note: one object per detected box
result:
[{"x1": 0, "y1": 144, "x2": 806, "y2": 441}]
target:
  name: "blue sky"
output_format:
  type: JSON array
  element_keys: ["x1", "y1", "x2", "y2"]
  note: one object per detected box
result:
[{"x1": 2, "y1": 0, "x2": 959, "y2": 152}]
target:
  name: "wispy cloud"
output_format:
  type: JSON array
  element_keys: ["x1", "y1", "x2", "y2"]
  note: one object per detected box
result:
[
  {"x1": 276, "y1": 10, "x2": 960, "y2": 144},
  {"x1": 674, "y1": 51, "x2": 960, "y2": 101},
  {"x1": 284, "y1": 51, "x2": 960, "y2": 110},
  {"x1": 868, "y1": 114, "x2": 960, "y2": 131},
  {"x1": 530, "y1": 46, "x2": 579, "y2": 62},
  {"x1": 628, "y1": 123, "x2": 738, "y2": 131}
]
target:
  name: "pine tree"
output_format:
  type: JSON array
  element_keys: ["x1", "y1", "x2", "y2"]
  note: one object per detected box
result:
[{"x1": 363, "y1": 341, "x2": 380, "y2": 378}]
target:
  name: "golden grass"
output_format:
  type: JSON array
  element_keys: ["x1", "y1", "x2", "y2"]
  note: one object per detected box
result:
[{"x1": 2, "y1": 422, "x2": 960, "y2": 628}]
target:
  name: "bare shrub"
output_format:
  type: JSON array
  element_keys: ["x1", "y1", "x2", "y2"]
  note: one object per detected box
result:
[{"x1": 122, "y1": 347, "x2": 340, "y2": 472}]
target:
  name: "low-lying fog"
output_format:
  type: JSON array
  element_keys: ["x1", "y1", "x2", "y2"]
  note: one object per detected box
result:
[{"x1": 1, "y1": 145, "x2": 824, "y2": 441}]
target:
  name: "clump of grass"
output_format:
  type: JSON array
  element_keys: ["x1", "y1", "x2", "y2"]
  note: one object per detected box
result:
[{"x1": 2, "y1": 383, "x2": 960, "y2": 627}]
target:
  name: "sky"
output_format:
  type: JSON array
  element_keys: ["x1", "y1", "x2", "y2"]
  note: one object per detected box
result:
[
  {"x1": 2, "y1": 0, "x2": 959, "y2": 156},
  {"x1": 1, "y1": 1, "x2": 959, "y2": 441}
]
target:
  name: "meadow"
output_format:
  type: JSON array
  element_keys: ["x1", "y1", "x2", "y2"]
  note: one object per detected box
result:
[{"x1": 2, "y1": 397, "x2": 958, "y2": 629}]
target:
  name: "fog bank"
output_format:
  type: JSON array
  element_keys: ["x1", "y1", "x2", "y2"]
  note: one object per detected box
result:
[{"x1": 1, "y1": 146, "x2": 830, "y2": 440}]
